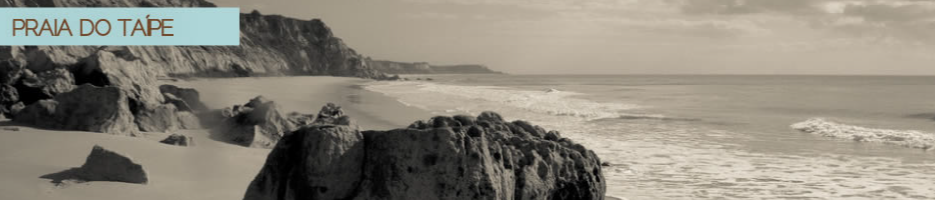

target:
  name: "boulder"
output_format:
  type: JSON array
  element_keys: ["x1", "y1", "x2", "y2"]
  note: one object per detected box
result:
[
  {"x1": 0, "y1": 84, "x2": 18, "y2": 117},
  {"x1": 135, "y1": 104, "x2": 180, "y2": 132},
  {"x1": 160, "y1": 134, "x2": 194, "y2": 146},
  {"x1": 11, "y1": 99, "x2": 56, "y2": 127},
  {"x1": 287, "y1": 111, "x2": 316, "y2": 126},
  {"x1": 243, "y1": 109, "x2": 606, "y2": 200},
  {"x1": 244, "y1": 125, "x2": 365, "y2": 200},
  {"x1": 215, "y1": 96, "x2": 296, "y2": 148},
  {"x1": 0, "y1": 59, "x2": 23, "y2": 85},
  {"x1": 312, "y1": 103, "x2": 354, "y2": 126},
  {"x1": 36, "y1": 68, "x2": 76, "y2": 96},
  {"x1": 163, "y1": 93, "x2": 193, "y2": 112},
  {"x1": 12, "y1": 69, "x2": 52, "y2": 105},
  {"x1": 75, "y1": 50, "x2": 164, "y2": 113},
  {"x1": 14, "y1": 84, "x2": 139, "y2": 136},
  {"x1": 159, "y1": 85, "x2": 208, "y2": 112},
  {"x1": 356, "y1": 116, "x2": 604, "y2": 200},
  {"x1": 41, "y1": 145, "x2": 148, "y2": 184},
  {"x1": 177, "y1": 111, "x2": 202, "y2": 129}
]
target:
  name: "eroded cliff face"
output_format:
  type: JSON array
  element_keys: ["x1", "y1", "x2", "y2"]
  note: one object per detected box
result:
[
  {"x1": 0, "y1": 0, "x2": 393, "y2": 126},
  {"x1": 0, "y1": 0, "x2": 385, "y2": 79}
]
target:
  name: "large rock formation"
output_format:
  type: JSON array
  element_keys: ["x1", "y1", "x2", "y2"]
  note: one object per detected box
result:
[
  {"x1": 244, "y1": 106, "x2": 605, "y2": 200},
  {"x1": 41, "y1": 145, "x2": 148, "y2": 185},
  {"x1": 214, "y1": 96, "x2": 296, "y2": 148},
  {"x1": 0, "y1": 1, "x2": 388, "y2": 80},
  {"x1": 366, "y1": 60, "x2": 501, "y2": 74},
  {"x1": 14, "y1": 84, "x2": 140, "y2": 136},
  {"x1": 0, "y1": 0, "x2": 404, "y2": 131}
]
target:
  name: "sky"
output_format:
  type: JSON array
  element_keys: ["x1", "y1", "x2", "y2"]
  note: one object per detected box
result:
[{"x1": 211, "y1": 0, "x2": 935, "y2": 75}]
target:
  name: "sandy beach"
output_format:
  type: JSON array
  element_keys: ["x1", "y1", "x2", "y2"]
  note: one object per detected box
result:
[{"x1": 0, "y1": 76, "x2": 433, "y2": 200}]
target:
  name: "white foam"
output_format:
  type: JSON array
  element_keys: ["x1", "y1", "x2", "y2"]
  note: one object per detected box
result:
[
  {"x1": 792, "y1": 118, "x2": 935, "y2": 150},
  {"x1": 365, "y1": 81, "x2": 935, "y2": 199},
  {"x1": 366, "y1": 81, "x2": 639, "y2": 120}
]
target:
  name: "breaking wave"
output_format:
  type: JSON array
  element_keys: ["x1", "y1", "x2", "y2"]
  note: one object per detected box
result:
[
  {"x1": 791, "y1": 118, "x2": 935, "y2": 150},
  {"x1": 366, "y1": 82, "x2": 639, "y2": 120}
]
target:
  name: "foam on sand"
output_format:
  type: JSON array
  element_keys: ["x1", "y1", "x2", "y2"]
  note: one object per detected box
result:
[{"x1": 792, "y1": 118, "x2": 935, "y2": 150}]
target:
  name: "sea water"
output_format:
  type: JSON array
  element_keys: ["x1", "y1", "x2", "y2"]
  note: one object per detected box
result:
[{"x1": 364, "y1": 75, "x2": 935, "y2": 200}]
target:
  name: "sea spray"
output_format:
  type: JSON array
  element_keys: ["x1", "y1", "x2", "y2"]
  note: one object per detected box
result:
[{"x1": 792, "y1": 118, "x2": 935, "y2": 150}]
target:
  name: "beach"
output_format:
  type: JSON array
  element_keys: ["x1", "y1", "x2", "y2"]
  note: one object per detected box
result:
[
  {"x1": 0, "y1": 76, "x2": 436, "y2": 200},
  {"x1": 4, "y1": 74, "x2": 935, "y2": 200}
]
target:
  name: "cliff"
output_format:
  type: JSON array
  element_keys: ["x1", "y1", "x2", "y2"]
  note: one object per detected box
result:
[
  {"x1": 0, "y1": 0, "x2": 388, "y2": 79},
  {"x1": 367, "y1": 60, "x2": 501, "y2": 74}
]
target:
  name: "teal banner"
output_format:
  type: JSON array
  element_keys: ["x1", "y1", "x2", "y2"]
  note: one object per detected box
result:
[{"x1": 0, "y1": 8, "x2": 240, "y2": 45}]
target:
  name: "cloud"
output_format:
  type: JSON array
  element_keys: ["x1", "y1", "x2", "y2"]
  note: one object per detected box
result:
[
  {"x1": 680, "y1": 0, "x2": 822, "y2": 15},
  {"x1": 679, "y1": 0, "x2": 935, "y2": 44}
]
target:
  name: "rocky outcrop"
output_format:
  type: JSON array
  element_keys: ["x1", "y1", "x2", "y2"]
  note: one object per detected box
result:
[
  {"x1": 366, "y1": 60, "x2": 501, "y2": 74},
  {"x1": 214, "y1": 96, "x2": 296, "y2": 148},
  {"x1": 75, "y1": 49, "x2": 165, "y2": 113},
  {"x1": 244, "y1": 107, "x2": 605, "y2": 200},
  {"x1": 40, "y1": 145, "x2": 148, "y2": 185},
  {"x1": 1, "y1": 1, "x2": 388, "y2": 80},
  {"x1": 135, "y1": 104, "x2": 181, "y2": 132},
  {"x1": 160, "y1": 134, "x2": 195, "y2": 146},
  {"x1": 244, "y1": 125, "x2": 365, "y2": 200},
  {"x1": 159, "y1": 85, "x2": 208, "y2": 112},
  {"x1": 14, "y1": 84, "x2": 140, "y2": 136}
]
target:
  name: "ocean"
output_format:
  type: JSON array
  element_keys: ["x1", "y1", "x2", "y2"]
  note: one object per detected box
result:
[{"x1": 363, "y1": 75, "x2": 935, "y2": 200}]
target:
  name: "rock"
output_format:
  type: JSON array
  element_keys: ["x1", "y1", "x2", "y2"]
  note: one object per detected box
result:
[
  {"x1": 36, "y1": 68, "x2": 76, "y2": 96},
  {"x1": 313, "y1": 103, "x2": 352, "y2": 126},
  {"x1": 159, "y1": 85, "x2": 208, "y2": 112},
  {"x1": 0, "y1": 59, "x2": 24, "y2": 85},
  {"x1": 287, "y1": 111, "x2": 316, "y2": 126},
  {"x1": 160, "y1": 134, "x2": 194, "y2": 146},
  {"x1": 11, "y1": 69, "x2": 52, "y2": 105},
  {"x1": 244, "y1": 125, "x2": 365, "y2": 200},
  {"x1": 14, "y1": 84, "x2": 139, "y2": 136},
  {"x1": 477, "y1": 111, "x2": 504, "y2": 122},
  {"x1": 75, "y1": 50, "x2": 164, "y2": 113},
  {"x1": 243, "y1": 110, "x2": 606, "y2": 200},
  {"x1": 1, "y1": 127, "x2": 19, "y2": 131},
  {"x1": 0, "y1": 84, "x2": 18, "y2": 117},
  {"x1": 8, "y1": 102, "x2": 25, "y2": 116},
  {"x1": 215, "y1": 96, "x2": 296, "y2": 148},
  {"x1": 176, "y1": 111, "x2": 202, "y2": 129},
  {"x1": 430, "y1": 116, "x2": 461, "y2": 128},
  {"x1": 11, "y1": 99, "x2": 56, "y2": 126},
  {"x1": 601, "y1": 162, "x2": 611, "y2": 167},
  {"x1": 134, "y1": 104, "x2": 180, "y2": 132},
  {"x1": 162, "y1": 93, "x2": 193, "y2": 112},
  {"x1": 41, "y1": 145, "x2": 148, "y2": 184}
]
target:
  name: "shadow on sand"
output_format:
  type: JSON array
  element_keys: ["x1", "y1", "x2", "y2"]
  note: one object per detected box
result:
[{"x1": 39, "y1": 168, "x2": 87, "y2": 185}]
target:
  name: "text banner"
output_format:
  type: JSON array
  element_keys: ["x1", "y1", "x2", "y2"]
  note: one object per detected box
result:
[{"x1": 0, "y1": 8, "x2": 240, "y2": 45}]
